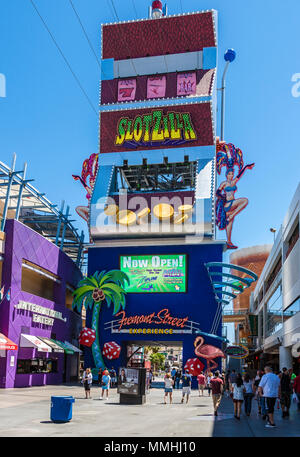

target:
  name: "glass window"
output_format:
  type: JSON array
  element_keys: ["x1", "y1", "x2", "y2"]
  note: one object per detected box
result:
[
  {"x1": 266, "y1": 284, "x2": 283, "y2": 337},
  {"x1": 286, "y1": 222, "x2": 299, "y2": 260},
  {"x1": 265, "y1": 257, "x2": 282, "y2": 293},
  {"x1": 283, "y1": 297, "x2": 300, "y2": 322},
  {"x1": 17, "y1": 359, "x2": 58, "y2": 374}
]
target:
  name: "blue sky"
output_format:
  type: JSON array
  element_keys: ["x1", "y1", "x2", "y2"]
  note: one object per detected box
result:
[{"x1": 1, "y1": 0, "x2": 300, "y2": 249}]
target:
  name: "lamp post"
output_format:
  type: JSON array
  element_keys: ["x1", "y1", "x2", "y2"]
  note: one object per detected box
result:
[
  {"x1": 270, "y1": 228, "x2": 276, "y2": 242},
  {"x1": 220, "y1": 49, "x2": 236, "y2": 141}
]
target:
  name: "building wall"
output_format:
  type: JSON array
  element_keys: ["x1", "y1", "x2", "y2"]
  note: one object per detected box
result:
[
  {"x1": 0, "y1": 219, "x2": 82, "y2": 388},
  {"x1": 252, "y1": 183, "x2": 300, "y2": 371},
  {"x1": 86, "y1": 243, "x2": 224, "y2": 382}
]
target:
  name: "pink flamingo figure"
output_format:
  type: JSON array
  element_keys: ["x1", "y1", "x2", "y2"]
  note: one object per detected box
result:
[{"x1": 194, "y1": 336, "x2": 226, "y2": 374}]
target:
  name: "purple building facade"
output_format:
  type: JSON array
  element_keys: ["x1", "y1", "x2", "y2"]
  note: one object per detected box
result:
[{"x1": 0, "y1": 219, "x2": 83, "y2": 388}]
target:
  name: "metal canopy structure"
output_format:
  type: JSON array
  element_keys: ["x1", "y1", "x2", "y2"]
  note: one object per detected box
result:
[
  {"x1": 204, "y1": 262, "x2": 258, "y2": 338},
  {"x1": 0, "y1": 154, "x2": 85, "y2": 268},
  {"x1": 117, "y1": 160, "x2": 198, "y2": 193}
]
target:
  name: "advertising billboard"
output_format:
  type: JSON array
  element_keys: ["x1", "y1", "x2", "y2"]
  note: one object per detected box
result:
[
  {"x1": 100, "y1": 103, "x2": 214, "y2": 154},
  {"x1": 120, "y1": 254, "x2": 187, "y2": 293},
  {"x1": 117, "y1": 367, "x2": 140, "y2": 395}
]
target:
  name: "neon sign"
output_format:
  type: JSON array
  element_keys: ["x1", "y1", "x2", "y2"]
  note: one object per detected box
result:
[
  {"x1": 115, "y1": 110, "x2": 197, "y2": 148},
  {"x1": 115, "y1": 308, "x2": 189, "y2": 331}
]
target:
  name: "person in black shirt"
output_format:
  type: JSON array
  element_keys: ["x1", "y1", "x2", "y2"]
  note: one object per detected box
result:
[{"x1": 279, "y1": 367, "x2": 291, "y2": 417}]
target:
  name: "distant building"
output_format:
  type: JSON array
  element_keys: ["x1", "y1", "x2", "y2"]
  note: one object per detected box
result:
[{"x1": 229, "y1": 245, "x2": 272, "y2": 349}]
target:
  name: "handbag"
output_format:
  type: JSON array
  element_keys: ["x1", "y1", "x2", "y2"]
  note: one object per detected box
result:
[{"x1": 292, "y1": 392, "x2": 299, "y2": 403}]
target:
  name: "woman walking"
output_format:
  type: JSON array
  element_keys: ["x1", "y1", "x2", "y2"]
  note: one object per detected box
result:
[
  {"x1": 243, "y1": 374, "x2": 255, "y2": 416},
  {"x1": 100, "y1": 369, "x2": 111, "y2": 400},
  {"x1": 164, "y1": 373, "x2": 174, "y2": 404},
  {"x1": 232, "y1": 374, "x2": 244, "y2": 420},
  {"x1": 82, "y1": 368, "x2": 93, "y2": 399},
  {"x1": 206, "y1": 372, "x2": 213, "y2": 397}
]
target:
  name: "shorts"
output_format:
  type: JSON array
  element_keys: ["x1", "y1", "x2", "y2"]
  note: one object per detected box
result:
[
  {"x1": 266, "y1": 397, "x2": 276, "y2": 414},
  {"x1": 182, "y1": 387, "x2": 191, "y2": 396},
  {"x1": 84, "y1": 382, "x2": 90, "y2": 391},
  {"x1": 165, "y1": 388, "x2": 173, "y2": 393},
  {"x1": 102, "y1": 385, "x2": 109, "y2": 390},
  {"x1": 198, "y1": 384, "x2": 205, "y2": 390},
  {"x1": 280, "y1": 392, "x2": 291, "y2": 408}
]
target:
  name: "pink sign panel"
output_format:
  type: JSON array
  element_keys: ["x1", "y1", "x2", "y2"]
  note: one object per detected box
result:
[
  {"x1": 177, "y1": 72, "x2": 196, "y2": 96},
  {"x1": 147, "y1": 76, "x2": 166, "y2": 99},
  {"x1": 118, "y1": 79, "x2": 136, "y2": 102}
]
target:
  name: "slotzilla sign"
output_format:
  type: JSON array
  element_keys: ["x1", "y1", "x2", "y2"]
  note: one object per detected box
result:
[
  {"x1": 15, "y1": 300, "x2": 67, "y2": 327},
  {"x1": 100, "y1": 103, "x2": 214, "y2": 153},
  {"x1": 114, "y1": 110, "x2": 197, "y2": 148}
]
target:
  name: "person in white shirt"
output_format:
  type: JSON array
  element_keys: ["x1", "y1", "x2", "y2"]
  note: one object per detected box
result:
[
  {"x1": 164, "y1": 373, "x2": 174, "y2": 404},
  {"x1": 82, "y1": 368, "x2": 93, "y2": 399},
  {"x1": 258, "y1": 366, "x2": 281, "y2": 428}
]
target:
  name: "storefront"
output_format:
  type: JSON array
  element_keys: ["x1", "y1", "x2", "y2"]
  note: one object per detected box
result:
[{"x1": 0, "y1": 219, "x2": 83, "y2": 388}]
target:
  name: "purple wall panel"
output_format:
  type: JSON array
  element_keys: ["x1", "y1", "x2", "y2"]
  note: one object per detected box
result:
[{"x1": 0, "y1": 220, "x2": 82, "y2": 388}]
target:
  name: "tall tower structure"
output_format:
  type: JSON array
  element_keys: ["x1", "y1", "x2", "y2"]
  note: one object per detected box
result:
[{"x1": 85, "y1": 6, "x2": 226, "y2": 376}]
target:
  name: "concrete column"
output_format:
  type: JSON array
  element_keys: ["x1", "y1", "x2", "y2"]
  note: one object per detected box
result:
[{"x1": 279, "y1": 346, "x2": 293, "y2": 370}]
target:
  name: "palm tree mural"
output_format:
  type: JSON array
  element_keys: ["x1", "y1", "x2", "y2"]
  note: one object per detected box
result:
[{"x1": 72, "y1": 270, "x2": 129, "y2": 369}]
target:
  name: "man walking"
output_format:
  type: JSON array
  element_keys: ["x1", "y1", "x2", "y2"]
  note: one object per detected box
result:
[
  {"x1": 279, "y1": 367, "x2": 291, "y2": 417},
  {"x1": 258, "y1": 366, "x2": 281, "y2": 428},
  {"x1": 210, "y1": 370, "x2": 223, "y2": 416},
  {"x1": 181, "y1": 370, "x2": 192, "y2": 404},
  {"x1": 197, "y1": 371, "x2": 206, "y2": 396}
]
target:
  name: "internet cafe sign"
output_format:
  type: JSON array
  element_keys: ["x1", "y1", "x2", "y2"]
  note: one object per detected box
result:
[{"x1": 15, "y1": 300, "x2": 67, "y2": 327}]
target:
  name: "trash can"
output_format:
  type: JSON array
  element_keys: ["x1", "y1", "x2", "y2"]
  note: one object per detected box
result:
[{"x1": 50, "y1": 396, "x2": 75, "y2": 423}]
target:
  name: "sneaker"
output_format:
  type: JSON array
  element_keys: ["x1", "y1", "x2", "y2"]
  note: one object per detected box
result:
[
  {"x1": 265, "y1": 423, "x2": 276, "y2": 428},
  {"x1": 100, "y1": 397, "x2": 103, "y2": 400}
]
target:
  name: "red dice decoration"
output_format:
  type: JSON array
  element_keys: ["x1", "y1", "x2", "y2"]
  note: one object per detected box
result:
[
  {"x1": 102, "y1": 341, "x2": 121, "y2": 360},
  {"x1": 184, "y1": 358, "x2": 204, "y2": 376},
  {"x1": 78, "y1": 327, "x2": 96, "y2": 347}
]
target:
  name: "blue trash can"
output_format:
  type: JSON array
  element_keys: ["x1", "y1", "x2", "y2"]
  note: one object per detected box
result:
[{"x1": 50, "y1": 396, "x2": 75, "y2": 423}]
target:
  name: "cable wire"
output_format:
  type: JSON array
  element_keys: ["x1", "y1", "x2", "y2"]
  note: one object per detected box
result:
[
  {"x1": 29, "y1": 0, "x2": 98, "y2": 116},
  {"x1": 68, "y1": 0, "x2": 102, "y2": 70}
]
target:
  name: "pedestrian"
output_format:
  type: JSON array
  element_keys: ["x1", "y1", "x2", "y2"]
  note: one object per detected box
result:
[
  {"x1": 210, "y1": 370, "x2": 223, "y2": 416},
  {"x1": 98, "y1": 367, "x2": 103, "y2": 386},
  {"x1": 82, "y1": 367, "x2": 93, "y2": 399},
  {"x1": 110, "y1": 366, "x2": 117, "y2": 388},
  {"x1": 292, "y1": 370, "x2": 300, "y2": 411},
  {"x1": 258, "y1": 366, "x2": 281, "y2": 428},
  {"x1": 232, "y1": 374, "x2": 244, "y2": 420},
  {"x1": 243, "y1": 373, "x2": 255, "y2": 416},
  {"x1": 229, "y1": 369, "x2": 237, "y2": 389},
  {"x1": 181, "y1": 370, "x2": 192, "y2": 404},
  {"x1": 253, "y1": 370, "x2": 266, "y2": 416},
  {"x1": 206, "y1": 371, "x2": 213, "y2": 396},
  {"x1": 197, "y1": 371, "x2": 206, "y2": 396},
  {"x1": 225, "y1": 370, "x2": 231, "y2": 397},
  {"x1": 171, "y1": 366, "x2": 177, "y2": 386},
  {"x1": 175, "y1": 369, "x2": 181, "y2": 389},
  {"x1": 279, "y1": 367, "x2": 292, "y2": 418},
  {"x1": 100, "y1": 369, "x2": 111, "y2": 400},
  {"x1": 164, "y1": 373, "x2": 174, "y2": 404},
  {"x1": 148, "y1": 369, "x2": 153, "y2": 388}
]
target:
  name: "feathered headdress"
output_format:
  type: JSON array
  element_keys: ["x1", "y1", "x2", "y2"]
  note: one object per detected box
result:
[{"x1": 216, "y1": 142, "x2": 244, "y2": 175}]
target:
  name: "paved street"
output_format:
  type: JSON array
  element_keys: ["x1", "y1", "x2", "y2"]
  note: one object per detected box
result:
[{"x1": 0, "y1": 384, "x2": 299, "y2": 437}]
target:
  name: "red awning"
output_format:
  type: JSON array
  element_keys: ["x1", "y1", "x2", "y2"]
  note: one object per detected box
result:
[{"x1": 0, "y1": 333, "x2": 18, "y2": 350}]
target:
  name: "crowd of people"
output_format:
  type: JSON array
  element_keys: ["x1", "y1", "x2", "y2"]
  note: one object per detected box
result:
[
  {"x1": 163, "y1": 366, "x2": 300, "y2": 428},
  {"x1": 81, "y1": 364, "x2": 300, "y2": 427}
]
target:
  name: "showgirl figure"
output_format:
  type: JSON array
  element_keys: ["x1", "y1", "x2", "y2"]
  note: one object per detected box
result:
[
  {"x1": 216, "y1": 141, "x2": 254, "y2": 249},
  {"x1": 72, "y1": 153, "x2": 99, "y2": 223}
]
